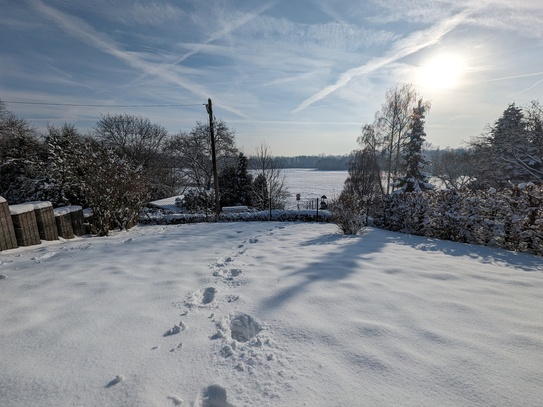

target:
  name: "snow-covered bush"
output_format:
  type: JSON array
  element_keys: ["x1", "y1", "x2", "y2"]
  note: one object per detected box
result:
[
  {"x1": 182, "y1": 189, "x2": 215, "y2": 213},
  {"x1": 139, "y1": 209, "x2": 332, "y2": 225},
  {"x1": 0, "y1": 104, "x2": 46, "y2": 204},
  {"x1": 379, "y1": 184, "x2": 543, "y2": 256},
  {"x1": 43, "y1": 124, "x2": 88, "y2": 207},
  {"x1": 329, "y1": 191, "x2": 365, "y2": 235},
  {"x1": 82, "y1": 142, "x2": 149, "y2": 235}
]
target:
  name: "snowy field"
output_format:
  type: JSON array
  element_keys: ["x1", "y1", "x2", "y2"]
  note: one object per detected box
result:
[
  {"x1": 282, "y1": 169, "x2": 347, "y2": 209},
  {"x1": 1, "y1": 222, "x2": 542, "y2": 407}
]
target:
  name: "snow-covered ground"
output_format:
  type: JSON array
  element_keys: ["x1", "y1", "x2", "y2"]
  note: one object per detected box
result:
[{"x1": 1, "y1": 222, "x2": 542, "y2": 407}]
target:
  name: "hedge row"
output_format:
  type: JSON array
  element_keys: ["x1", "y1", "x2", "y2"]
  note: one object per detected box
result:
[
  {"x1": 379, "y1": 184, "x2": 543, "y2": 256},
  {"x1": 139, "y1": 209, "x2": 333, "y2": 225}
]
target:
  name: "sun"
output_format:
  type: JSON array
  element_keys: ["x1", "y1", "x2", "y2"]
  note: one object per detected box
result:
[{"x1": 416, "y1": 53, "x2": 466, "y2": 91}]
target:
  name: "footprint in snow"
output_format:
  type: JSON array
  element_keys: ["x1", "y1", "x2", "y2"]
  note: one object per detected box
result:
[
  {"x1": 249, "y1": 238, "x2": 258, "y2": 244},
  {"x1": 230, "y1": 313, "x2": 261, "y2": 343},
  {"x1": 0, "y1": 275, "x2": 7, "y2": 280},
  {"x1": 216, "y1": 257, "x2": 233, "y2": 267},
  {"x1": 167, "y1": 395, "x2": 184, "y2": 406},
  {"x1": 212, "y1": 313, "x2": 262, "y2": 344},
  {"x1": 31, "y1": 251, "x2": 57, "y2": 262},
  {"x1": 202, "y1": 287, "x2": 217, "y2": 304},
  {"x1": 185, "y1": 287, "x2": 218, "y2": 308},
  {"x1": 105, "y1": 374, "x2": 125, "y2": 388},
  {"x1": 202, "y1": 385, "x2": 236, "y2": 407},
  {"x1": 163, "y1": 321, "x2": 186, "y2": 337},
  {"x1": 170, "y1": 342, "x2": 183, "y2": 352}
]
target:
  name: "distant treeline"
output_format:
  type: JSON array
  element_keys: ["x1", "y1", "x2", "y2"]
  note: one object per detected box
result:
[{"x1": 275, "y1": 155, "x2": 349, "y2": 170}]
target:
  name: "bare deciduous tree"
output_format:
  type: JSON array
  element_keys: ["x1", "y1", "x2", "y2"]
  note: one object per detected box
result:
[
  {"x1": 431, "y1": 149, "x2": 478, "y2": 190},
  {"x1": 375, "y1": 84, "x2": 421, "y2": 193},
  {"x1": 93, "y1": 113, "x2": 172, "y2": 199},
  {"x1": 168, "y1": 120, "x2": 238, "y2": 190},
  {"x1": 250, "y1": 143, "x2": 289, "y2": 210}
]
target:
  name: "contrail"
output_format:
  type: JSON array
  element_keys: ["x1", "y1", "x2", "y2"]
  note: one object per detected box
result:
[
  {"x1": 487, "y1": 72, "x2": 543, "y2": 82},
  {"x1": 172, "y1": 1, "x2": 278, "y2": 67},
  {"x1": 293, "y1": 9, "x2": 472, "y2": 113},
  {"x1": 26, "y1": 0, "x2": 248, "y2": 118}
]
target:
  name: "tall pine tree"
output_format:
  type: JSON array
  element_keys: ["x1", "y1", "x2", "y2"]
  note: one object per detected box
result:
[{"x1": 395, "y1": 99, "x2": 433, "y2": 193}]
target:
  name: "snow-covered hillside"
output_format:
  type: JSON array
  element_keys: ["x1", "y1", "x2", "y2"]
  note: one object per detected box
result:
[{"x1": 1, "y1": 222, "x2": 542, "y2": 406}]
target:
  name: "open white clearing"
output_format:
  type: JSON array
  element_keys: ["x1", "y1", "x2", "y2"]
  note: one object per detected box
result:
[{"x1": 0, "y1": 222, "x2": 542, "y2": 406}]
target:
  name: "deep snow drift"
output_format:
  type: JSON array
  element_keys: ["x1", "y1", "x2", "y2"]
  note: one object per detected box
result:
[{"x1": 0, "y1": 222, "x2": 542, "y2": 406}]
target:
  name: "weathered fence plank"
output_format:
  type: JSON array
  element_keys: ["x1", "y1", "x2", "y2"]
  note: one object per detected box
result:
[
  {"x1": 0, "y1": 196, "x2": 18, "y2": 251},
  {"x1": 27, "y1": 201, "x2": 59, "y2": 241},
  {"x1": 54, "y1": 207, "x2": 74, "y2": 239},
  {"x1": 10, "y1": 204, "x2": 41, "y2": 247},
  {"x1": 68, "y1": 206, "x2": 84, "y2": 236}
]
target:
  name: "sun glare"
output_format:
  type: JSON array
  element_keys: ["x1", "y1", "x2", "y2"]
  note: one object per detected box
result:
[{"x1": 417, "y1": 53, "x2": 466, "y2": 91}]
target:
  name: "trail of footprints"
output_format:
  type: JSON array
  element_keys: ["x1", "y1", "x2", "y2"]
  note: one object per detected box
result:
[{"x1": 147, "y1": 228, "x2": 289, "y2": 405}]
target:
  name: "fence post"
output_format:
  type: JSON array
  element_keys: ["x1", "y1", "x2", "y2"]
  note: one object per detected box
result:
[{"x1": 0, "y1": 197, "x2": 18, "y2": 251}]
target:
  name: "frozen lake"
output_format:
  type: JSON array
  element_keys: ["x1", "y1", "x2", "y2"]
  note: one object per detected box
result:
[
  {"x1": 150, "y1": 168, "x2": 348, "y2": 211},
  {"x1": 282, "y1": 168, "x2": 348, "y2": 209}
]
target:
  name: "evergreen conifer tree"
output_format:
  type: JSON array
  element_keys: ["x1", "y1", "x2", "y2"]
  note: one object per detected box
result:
[
  {"x1": 252, "y1": 173, "x2": 269, "y2": 210},
  {"x1": 396, "y1": 99, "x2": 433, "y2": 193},
  {"x1": 234, "y1": 152, "x2": 253, "y2": 206}
]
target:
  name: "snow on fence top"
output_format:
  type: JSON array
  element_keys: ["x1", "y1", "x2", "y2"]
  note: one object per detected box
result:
[
  {"x1": 9, "y1": 204, "x2": 37, "y2": 215},
  {"x1": 26, "y1": 201, "x2": 53, "y2": 210},
  {"x1": 53, "y1": 205, "x2": 83, "y2": 216}
]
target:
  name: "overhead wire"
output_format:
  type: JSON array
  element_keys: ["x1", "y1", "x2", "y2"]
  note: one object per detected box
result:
[{"x1": 3, "y1": 100, "x2": 205, "y2": 108}]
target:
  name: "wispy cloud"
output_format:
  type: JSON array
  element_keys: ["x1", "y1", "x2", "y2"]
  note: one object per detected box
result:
[
  {"x1": 293, "y1": 9, "x2": 472, "y2": 112},
  {"x1": 241, "y1": 16, "x2": 396, "y2": 50},
  {"x1": 25, "y1": 0, "x2": 247, "y2": 117},
  {"x1": 171, "y1": 1, "x2": 278, "y2": 66},
  {"x1": 106, "y1": 2, "x2": 185, "y2": 26}
]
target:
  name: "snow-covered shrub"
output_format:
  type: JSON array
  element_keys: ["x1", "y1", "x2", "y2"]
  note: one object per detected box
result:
[
  {"x1": 81, "y1": 140, "x2": 149, "y2": 236},
  {"x1": 0, "y1": 106, "x2": 47, "y2": 204},
  {"x1": 182, "y1": 189, "x2": 215, "y2": 213},
  {"x1": 92, "y1": 113, "x2": 172, "y2": 200},
  {"x1": 329, "y1": 190, "x2": 365, "y2": 235},
  {"x1": 43, "y1": 124, "x2": 88, "y2": 207},
  {"x1": 379, "y1": 184, "x2": 543, "y2": 256},
  {"x1": 139, "y1": 209, "x2": 332, "y2": 225}
]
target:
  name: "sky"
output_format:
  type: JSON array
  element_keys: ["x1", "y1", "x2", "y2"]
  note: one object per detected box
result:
[{"x1": 1, "y1": 0, "x2": 543, "y2": 156}]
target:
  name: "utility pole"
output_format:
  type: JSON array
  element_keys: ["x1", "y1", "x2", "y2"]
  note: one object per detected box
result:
[{"x1": 206, "y1": 98, "x2": 220, "y2": 218}]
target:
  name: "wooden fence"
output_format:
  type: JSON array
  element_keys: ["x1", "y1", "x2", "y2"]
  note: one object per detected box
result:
[{"x1": 0, "y1": 196, "x2": 84, "y2": 251}]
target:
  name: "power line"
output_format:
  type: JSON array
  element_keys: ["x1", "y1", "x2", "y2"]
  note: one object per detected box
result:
[{"x1": 3, "y1": 100, "x2": 205, "y2": 108}]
